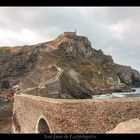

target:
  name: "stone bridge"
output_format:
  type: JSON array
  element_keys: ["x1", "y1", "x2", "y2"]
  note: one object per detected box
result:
[
  {"x1": 12, "y1": 93, "x2": 140, "y2": 133},
  {"x1": 12, "y1": 65, "x2": 140, "y2": 133}
]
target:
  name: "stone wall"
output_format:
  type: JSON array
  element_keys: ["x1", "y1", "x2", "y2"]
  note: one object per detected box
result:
[
  {"x1": 64, "y1": 32, "x2": 76, "y2": 36},
  {"x1": 12, "y1": 94, "x2": 140, "y2": 133}
]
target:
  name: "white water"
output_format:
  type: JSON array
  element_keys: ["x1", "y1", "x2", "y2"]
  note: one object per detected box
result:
[
  {"x1": 117, "y1": 75, "x2": 121, "y2": 85},
  {"x1": 92, "y1": 88, "x2": 140, "y2": 99}
]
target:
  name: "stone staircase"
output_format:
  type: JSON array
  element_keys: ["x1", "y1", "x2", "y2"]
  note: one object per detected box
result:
[{"x1": 16, "y1": 65, "x2": 63, "y2": 98}]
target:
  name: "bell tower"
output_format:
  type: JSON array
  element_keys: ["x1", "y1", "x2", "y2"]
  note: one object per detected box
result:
[{"x1": 75, "y1": 29, "x2": 76, "y2": 35}]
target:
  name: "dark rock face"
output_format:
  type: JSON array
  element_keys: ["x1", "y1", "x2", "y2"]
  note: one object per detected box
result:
[
  {"x1": 60, "y1": 71, "x2": 93, "y2": 99},
  {"x1": 0, "y1": 34, "x2": 140, "y2": 99},
  {"x1": 0, "y1": 99, "x2": 13, "y2": 133},
  {"x1": 131, "y1": 70, "x2": 140, "y2": 87},
  {"x1": 0, "y1": 46, "x2": 40, "y2": 90},
  {"x1": 117, "y1": 65, "x2": 140, "y2": 87}
]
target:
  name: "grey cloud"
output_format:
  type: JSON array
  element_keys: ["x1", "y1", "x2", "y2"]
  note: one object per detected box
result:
[{"x1": 93, "y1": 7, "x2": 140, "y2": 24}]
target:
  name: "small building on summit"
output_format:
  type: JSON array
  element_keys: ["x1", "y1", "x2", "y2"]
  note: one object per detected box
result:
[{"x1": 63, "y1": 30, "x2": 76, "y2": 37}]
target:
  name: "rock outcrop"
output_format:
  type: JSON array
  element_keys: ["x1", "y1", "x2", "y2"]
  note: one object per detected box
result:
[
  {"x1": 107, "y1": 118, "x2": 140, "y2": 133},
  {"x1": 0, "y1": 33, "x2": 140, "y2": 99},
  {"x1": 0, "y1": 46, "x2": 39, "y2": 90}
]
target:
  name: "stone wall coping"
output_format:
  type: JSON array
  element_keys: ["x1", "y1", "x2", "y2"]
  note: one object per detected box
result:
[{"x1": 15, "y1": 94, "x2": 140, "y2": 104}]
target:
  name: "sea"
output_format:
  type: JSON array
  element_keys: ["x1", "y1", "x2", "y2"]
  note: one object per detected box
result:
[{"x1": 92, "y1": 88, "x2": 140, "y2": 99}]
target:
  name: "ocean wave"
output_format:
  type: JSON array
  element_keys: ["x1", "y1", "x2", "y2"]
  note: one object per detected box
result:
[{"x1": 92, "y1": 88, "x2": 140, "y2": 99}]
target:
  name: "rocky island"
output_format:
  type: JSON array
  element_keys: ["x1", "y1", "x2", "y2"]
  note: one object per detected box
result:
[{"x1": 0, "y1": 32, "x2": 140, "y2": 133}]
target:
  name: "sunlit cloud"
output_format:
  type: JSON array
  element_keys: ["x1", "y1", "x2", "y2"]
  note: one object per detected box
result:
[{"x1": 0, "y1": 28, "x2": 48, "y2": 46}]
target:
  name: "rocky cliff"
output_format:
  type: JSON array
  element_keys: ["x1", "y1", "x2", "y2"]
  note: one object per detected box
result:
[{"x1": 0, "y1": 33, "x2": 140, "y2": 99}]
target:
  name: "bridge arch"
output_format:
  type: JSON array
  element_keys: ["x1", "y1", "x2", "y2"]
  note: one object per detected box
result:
[{"x1": 36, "y1": 115, "x2": 51, "y2": 133}]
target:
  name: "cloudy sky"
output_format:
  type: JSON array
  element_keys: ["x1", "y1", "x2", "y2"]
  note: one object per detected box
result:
[{"x1": 0, "y1": 7, "x2": 140, "y2": 72}]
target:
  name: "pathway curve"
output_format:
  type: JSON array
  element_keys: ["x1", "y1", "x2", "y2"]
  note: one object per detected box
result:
[{"x1": 15, "y1": 65, "x2": 64, "y2": 94}]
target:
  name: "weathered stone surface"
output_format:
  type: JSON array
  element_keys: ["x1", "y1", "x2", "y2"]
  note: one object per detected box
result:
[
  {"x1": 0, "y1": 100, "x2": 13, "y2": 133},
  {"x1": 0, "y1": 46, "x2": 39, "y2": 90},
  {"x1": 12, "y1": 94, "x2": 140, "y2": 133},
  {"x1": 107, "y1": 118, "x2": 140, "y2": 133}
]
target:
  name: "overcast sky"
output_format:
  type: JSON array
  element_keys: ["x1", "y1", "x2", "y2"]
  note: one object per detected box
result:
[{"x1": 0, "y1": 7, "x2": 140, "y2": 72}]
